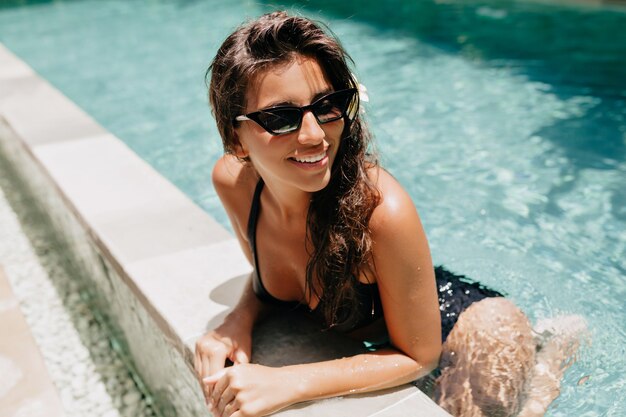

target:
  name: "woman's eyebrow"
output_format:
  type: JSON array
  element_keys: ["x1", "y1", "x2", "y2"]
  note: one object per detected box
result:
[
  {"x1": 262, "y1": 100, "x2": 294, "y2": 108},
  {"x1": 310, "y1": 88, "x2": 333, "y2": 102},
  {"x1": 261, "y1": 89, "x2": 334, "y2": 109}
]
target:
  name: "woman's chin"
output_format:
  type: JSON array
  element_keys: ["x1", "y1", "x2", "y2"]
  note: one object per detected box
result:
[{"x1": 299, "y1": 170, "x2": 332, "y2": 194}]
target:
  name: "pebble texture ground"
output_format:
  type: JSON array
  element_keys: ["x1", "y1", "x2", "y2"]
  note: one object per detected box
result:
[{"x1": 0, "y1": 174, "x2": 158, "y2": 417}]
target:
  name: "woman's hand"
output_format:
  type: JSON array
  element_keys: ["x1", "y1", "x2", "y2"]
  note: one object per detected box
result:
[
  {"x1": 203, "y1": 364, "x2": 298, "y2": 417},
  {"x1": 194, "y1": 320, "x2": 253, "y2": 403}
]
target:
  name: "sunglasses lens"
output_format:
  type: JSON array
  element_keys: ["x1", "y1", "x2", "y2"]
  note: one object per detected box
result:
[
  {"x1": 314, "y1": 90, "x2": 356, "y2": 123},
  {"x1": 257, "y1": 109, "x2": 301, "y2": 134},
  {"x1": 243, "y1": 89, "x2": 358, "y2": 135}
]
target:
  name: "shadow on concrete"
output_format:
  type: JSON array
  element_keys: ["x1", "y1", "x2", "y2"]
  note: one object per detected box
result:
[{"x1": 206, "y1": 274, "x2": 366, "y2": 367}]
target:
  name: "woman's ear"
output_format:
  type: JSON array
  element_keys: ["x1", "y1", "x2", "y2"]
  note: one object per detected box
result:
[{"x1": 232, "y1": 131, "x2": 249, "y2": 160}]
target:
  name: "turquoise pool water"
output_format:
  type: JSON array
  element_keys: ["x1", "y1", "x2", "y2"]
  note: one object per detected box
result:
[{"x1": 1, "y1": 0, "x2": 625, "y2": 415}]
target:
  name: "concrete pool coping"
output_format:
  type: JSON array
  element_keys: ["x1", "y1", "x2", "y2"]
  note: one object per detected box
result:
[{"x1": 0, "y1": 43, "x2": 451, "y2": 417}]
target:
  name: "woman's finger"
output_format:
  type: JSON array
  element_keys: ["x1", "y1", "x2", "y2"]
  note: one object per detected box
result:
[
  {"x1": 216, "y1": 386, "x2": 236, "y2": 416},
  {"x1": 203, "y1": 368, "x2": 226, "y2": 406},
  {"x1": 210, "y1": 370, "x2": 230, "y2": 408},
  {"x1": 200, "y1": 354, "x2": 213, "y2": 401},
  {"x1": 208, "y1": 347, "x2": 228, "y2": 377},
  {"x1": 223, "y1": 400, "x2": 240, "y2": 417},
  {"x1": 234, "y1": 348, "x2": 249, "y2": 364},
  {"x1": 202, "y1": 368, "x2": 226, "y2": 384},
  {"x1": 202, "y1": 348, "x2": 227, "y2": 399}
]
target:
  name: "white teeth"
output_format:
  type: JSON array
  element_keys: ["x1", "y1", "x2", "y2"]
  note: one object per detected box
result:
[{"x1": 293, "y1": 152, "x2": 325, "y2": 163}]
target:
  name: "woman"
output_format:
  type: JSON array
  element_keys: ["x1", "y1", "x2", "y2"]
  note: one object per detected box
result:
[{"x1": 195, "y1": 11, "x2": 581, "y2": 417}]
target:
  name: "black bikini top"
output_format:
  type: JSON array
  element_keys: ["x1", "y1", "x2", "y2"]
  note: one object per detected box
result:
[{"x1": 247, "y1": 179, "x2": 384, "y2": 332}]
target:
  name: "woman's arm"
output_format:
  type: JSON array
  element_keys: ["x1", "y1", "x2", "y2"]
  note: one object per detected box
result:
[
  {"x1": 289, "y1": 170, "x2": 443, "y2": 400},
  {"x1": 369, "y1": 169, "x2": 442, "y2": 371},
  {"x1": 194, "y1": 275, "x2": 268, "y2": 381},
  {"x1": 195, "y1": 156, "x2": 270, "y2": 401},
  {"x1": 204, "y1": 346, "x2": 434, "y2": 417},
  {"x1": 195, "y1": 275, "x2": 275, "y2": 406},
  {"x1": 204, "y1": 169, "x2": 442, "y2": 417}
]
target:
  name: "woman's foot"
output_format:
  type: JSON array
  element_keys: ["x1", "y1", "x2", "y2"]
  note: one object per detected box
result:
[{"x1": 517, "y1": 315, "x2": 588, "y2": 417}]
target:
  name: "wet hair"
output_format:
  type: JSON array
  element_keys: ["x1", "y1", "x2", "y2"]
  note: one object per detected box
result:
[{"x1": 207, "y1": 11, "x2": 380, "y2": 329}]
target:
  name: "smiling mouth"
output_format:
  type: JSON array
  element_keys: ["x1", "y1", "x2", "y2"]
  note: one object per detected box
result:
[{"x1": 290, "y1": 151, "x2": 327, "y2": 164}]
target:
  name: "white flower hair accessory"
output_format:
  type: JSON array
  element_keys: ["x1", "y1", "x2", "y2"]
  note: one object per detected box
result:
[
  {"x1": 358, "y1": 82, "x2": 369, "y2": 103},
  {"x1": 352, "y1": 72, "x2": 370, "y2": 103},
  {"x1": 351, "y1": 73, "x2": 369, "y2": 119}
]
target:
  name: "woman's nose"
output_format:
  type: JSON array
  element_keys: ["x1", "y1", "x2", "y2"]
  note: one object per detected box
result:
[{"x1": 297, "y1": 111, "x2": 324, "y2": 144}]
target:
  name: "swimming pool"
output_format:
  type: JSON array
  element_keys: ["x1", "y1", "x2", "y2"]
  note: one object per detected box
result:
[{"x1": 1, "y1": 0, "x2": 624, "y2": 415}]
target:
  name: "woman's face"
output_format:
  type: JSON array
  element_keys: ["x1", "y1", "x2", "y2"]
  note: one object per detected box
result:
[{"x1": 234, "y1": 56, "x2": 344, "y2": 194}]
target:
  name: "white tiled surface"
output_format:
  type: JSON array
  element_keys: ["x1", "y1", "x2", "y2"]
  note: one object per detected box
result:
[
  {"x1": 32, "y1": 134, "x2": 231, "y2": 264},
  {"x1": 0, "y1": 43, "x2": 451, "y2": 417},
  {"x1": 127, "y1": 239, "x2": 252, "y2": 344},
  {"x1": 0, "y1": 72, "x2": 108, "y2": 146}
]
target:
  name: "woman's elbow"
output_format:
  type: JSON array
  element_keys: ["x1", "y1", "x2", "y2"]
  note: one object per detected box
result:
[
  {"x1": 424, "y1": 343, "x2": 442, "y2": 372},
  {"x1": 412, "y1": 340, "x2": 442, "y2": 374}
]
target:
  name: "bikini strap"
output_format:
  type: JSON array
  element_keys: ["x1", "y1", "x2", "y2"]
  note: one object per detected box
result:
[
  {"x1": 247, "y1": 178, "x2": 265, "y2": 245},
  {"x1": 246, "y1": 179, "x2": 293, "y2": 306}
]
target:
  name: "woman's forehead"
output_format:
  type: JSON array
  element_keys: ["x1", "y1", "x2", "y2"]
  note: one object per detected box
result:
[{"x1": 245, "y1": 56, "x2": 332, "y2": 110}]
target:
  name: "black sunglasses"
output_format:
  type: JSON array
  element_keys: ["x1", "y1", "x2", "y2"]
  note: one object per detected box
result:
[{"x1": 234, "y1": 88, "x2": 359, "y2": 135}]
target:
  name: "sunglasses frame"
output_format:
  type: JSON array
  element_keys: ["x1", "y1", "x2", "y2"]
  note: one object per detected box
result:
[{"x1": 234, "y1": 88, "x2": 359, "y2": 135}]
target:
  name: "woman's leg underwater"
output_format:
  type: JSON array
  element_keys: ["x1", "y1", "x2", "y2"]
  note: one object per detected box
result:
[
  {"x1": 434, "y1": 298, "x2": 586, "y2": 417},
  {"x1": 435, "y1": 298, "x2": 536, "y2": 417}
]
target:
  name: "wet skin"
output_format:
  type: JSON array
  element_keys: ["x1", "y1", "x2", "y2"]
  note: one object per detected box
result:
[{"x1": 195, "y1": 55, "x2": 442, "y2": 417}]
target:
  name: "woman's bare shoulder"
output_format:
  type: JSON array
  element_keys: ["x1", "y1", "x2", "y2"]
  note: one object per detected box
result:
[
  {"x1": 367, "y1": 166, "x2": 420, "y2": 233},
  {"x1": 212, "y1": 156, "x2": 259, "y2": 260},
  {"x1": 212, "y1": 155, "x2": 259, "y2": 232},
  {"x1": 212, "y1": 155, "x2": 258, "y2": 199},
  {"x1": 366, "y1": 168, "x2": 439, "y2": 365}
]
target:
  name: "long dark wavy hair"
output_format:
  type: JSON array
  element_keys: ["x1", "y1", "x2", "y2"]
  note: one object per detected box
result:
[{"x1": 207, "y1": 11, "x2": 380, "y2": 329}]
